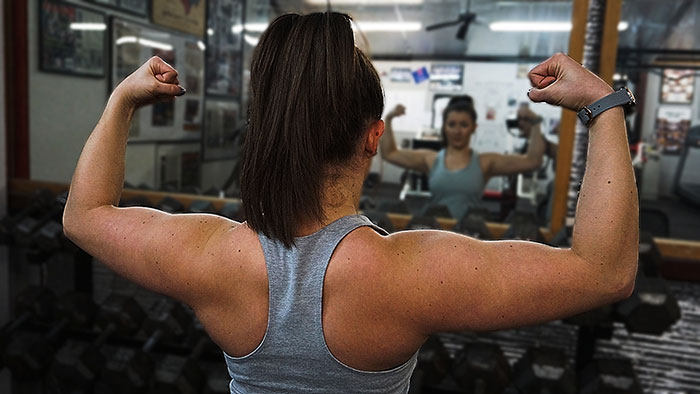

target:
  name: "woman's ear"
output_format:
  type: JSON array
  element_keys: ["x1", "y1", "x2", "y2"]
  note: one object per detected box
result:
[{"x1": 365, "y1": 120, "x2": 384, "y2": 156}]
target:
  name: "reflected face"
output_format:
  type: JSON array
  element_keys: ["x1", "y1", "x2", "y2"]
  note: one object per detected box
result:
[{"x1": 444, "y1": 111, "x2": 476, "y2": 149}]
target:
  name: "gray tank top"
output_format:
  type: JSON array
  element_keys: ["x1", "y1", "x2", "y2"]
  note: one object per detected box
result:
[
  {"x1": 428, "y1": 149, "x2": 484, "y2": 220},
  {"x1": 223, "y1": 215, "x2": 418, "y2": 393}
]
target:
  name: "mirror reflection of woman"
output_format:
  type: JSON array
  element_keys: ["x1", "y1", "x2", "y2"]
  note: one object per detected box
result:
[{"x1": 380, "y1": 102, "x2": 546, "y2": 219}]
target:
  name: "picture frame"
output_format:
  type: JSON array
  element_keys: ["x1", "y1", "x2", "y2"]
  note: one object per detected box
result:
[
  {"x1": 89, "y1": 0, "x2": 149, "y2": 18},
  {"x1": 152, "y1": 0, "x2": 207, "y2": 37},
  {"x1": 655, "y1": 106, "x2": 692, "y2": 155},
  {"x1": 660, "y1": 69, "x2": 695, "y2": 104},
  {"x1": 111, "y1": 18, "x2": 205, "y2": 142},
  {"x1": 202, "y1": 99, "x2": 243, "y2": 161},
  {"x1": 204, "y1": 0, "x2": 245, "y2": 98},
  {"x1": 39, "y1": 0, "x2": 107, "y2": 77}
]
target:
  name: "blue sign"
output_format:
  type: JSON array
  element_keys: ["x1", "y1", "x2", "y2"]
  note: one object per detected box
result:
[{"x1": 412, "y1": 67, "x2": 430, "y2": 84}]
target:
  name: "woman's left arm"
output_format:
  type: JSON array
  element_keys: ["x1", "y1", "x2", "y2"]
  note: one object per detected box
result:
[{"x1": 63, "y1": 57, "x2": 239, "y2": 307}]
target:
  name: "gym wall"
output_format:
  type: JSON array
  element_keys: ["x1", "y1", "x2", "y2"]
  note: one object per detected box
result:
[
  {"x1": 639, "y1": 71, "x2": 700, "y2": 199},
  {"x1": 24, "y1": 0, "x2": 240, "y2": 191}
]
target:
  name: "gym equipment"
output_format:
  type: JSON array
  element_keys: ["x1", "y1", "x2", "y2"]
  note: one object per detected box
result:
[
  {"x1": 150, "y1": 327, "x2": 219, "y2": 394},
  {"x1": 673, "y1": 125, "x2": 700, "y2": 207},
  {"x1": 422, "y1": 204, "x2": 452, "y2": 219},
  {"x1": 416, "y1": 336, "x2": 452, "y2": 387},
  {"x1": 3, "y1": 291, "x2": 96, "y2": 380},
  {"x1": 220, "y1": 202, "x2": 245, "y2": 221},
  {"x1": 377, "y1": 199, "x2": 410, "y2": 215},
  {"x1": 157, "y1": 197, "x2": 186, "y2": 213},
  {"x1": 121, "y1": 196, "x2": 154, "y2": 208},
  {"x1": 97, "y1": 299, "x2": 191, "y2": 393},
  {"x1": 137, "y1": 183, "x2": 153, "y2": 191},
  {"x1": 189, "y1": 200, "x2": 217, "y2": 214},
  {"x1": 0, "y1": 286, "x2": 57, "y2": 338},
  {"x1": 452, "y1": 342, "x2": 511, "y2": 393},
  {"x1": 180, "y1": 186, "x2": 202, "y2": 195},
  {"x1": 503, "y1": 208, "x2": 545, "y2": 242},
  {"x1": 453, "y1": 207, "x2": 493, "y2": 239},
  {"x1": 359, "y1": 196, "x2": 377, "y2": 211},
  {"x1": 13, "y1": 192, "x2": 68, "y2": 247},
  {"x1": 362, "y1": 210, "x2": 395, "y2": 233},
  {"x1": 615, "y1": 274, "x2": 681, "y2": 335},
  {"x1": 640, "y1": 207, "x2": 670, "y2": 238},
  {"x1": 638, "y1": 232, "x2": 662, "y2": 277},
  {"x1": 52, "y1": 294, "x2": 147, "y2": 390},
  {"x1": 0, "y1": 188, "x2": 54, "y2": 244},
  {"x1": 406, "y1": 215, "x2": 441, "y2": 230},
  {"x1": 511, "y1": 346, "x2": 577, "y2": 394},
  {"x1": 579, "y1": 358, "x2": 643, "y2": 394},
  {"x1": 203, "y1": 187, "x2": 224, "y2": 197}
]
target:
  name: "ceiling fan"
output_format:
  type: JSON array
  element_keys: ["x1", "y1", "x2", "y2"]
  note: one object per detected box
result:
[{"x1": 425, "y1": 0, "x2": 482, "y2": 40}]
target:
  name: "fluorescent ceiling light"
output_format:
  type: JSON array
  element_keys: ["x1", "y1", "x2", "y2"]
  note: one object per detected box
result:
[
  {"x1": 243, "y1": 23, "x2": 269, "y2": 32},
  {"x1": 490, "y1": 21, "x2": 629, "y2": 32},
  {"x1": 353, "y1": 21, "x2": 422, "y2": 32},
  {"x1": 244, "y1": 34, "x2": 260, "y2": 46},
  {"x1": 69, "y1": 23, "x2": 106, "y2": 31},
  {"x1": 306, "y1": 0, "x2": 423, "y2": 4},
  {"x1": 116, "y1": 36, "x2": 173, "y2": 51}
]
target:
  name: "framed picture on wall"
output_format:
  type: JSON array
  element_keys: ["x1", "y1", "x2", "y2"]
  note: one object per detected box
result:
[
  {"x1": 429, "y1": 64, "x2": 463, "y2": 92},
  {"x1": 660, "y1": 69, "x2": 695, "y2": 104},
  {"x1": 655, "y1": 106, "x2": 692, "y2": 155},
  {"x1": 39, "y1": 0, "x2": 106, "y2": 77},
  {"x1": 205, "y1": 0, "x2": 245, "y2": 97},
  {"x1": 89, "y1": 0, "x2": 149, "y2": 17},
  {"x1": 202, "y1": 99, "x2": 243, "y2": 161},
  {"x1": 152, "y1": 0, "x2": 207, "y2": 37},
  {"x1": 112, "y1": 18, "x2": 205, "y2": 141}
]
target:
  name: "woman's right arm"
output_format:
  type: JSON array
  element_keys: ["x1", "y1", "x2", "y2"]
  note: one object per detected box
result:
[
  {"x1": 379, "y1": 53, "x2": 638, "y2": 336},
  {"x1": 379, "y1": 104, "x2": 436, "y2": 173}
]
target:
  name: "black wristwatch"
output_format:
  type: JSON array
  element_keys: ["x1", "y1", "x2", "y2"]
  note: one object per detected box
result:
[{"x1": 577, "y1": 87, "x2": 636, "y2": 127}]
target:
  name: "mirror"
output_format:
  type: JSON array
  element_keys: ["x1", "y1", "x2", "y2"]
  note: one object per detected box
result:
[
  {"x1": 18, "y1": 0, "x2": 696, "y2": 241},
  {"x1": 614, "y1": 0, "x2": 700, "y2": 242}
]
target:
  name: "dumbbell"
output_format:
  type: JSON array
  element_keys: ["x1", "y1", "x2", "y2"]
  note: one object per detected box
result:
[
  {"x1": 0, "y1": 286, "x2": 56, "y2": 338},
  {"x1": 2, "y1": 291, "x2": 96, "y2": 380},
  {"x1": 189, "y1": 199, "x2": 217, "y2": 214},
  {"x1": 510, "y1": 346, "x2": 577, "y2": 394},
  {"x1": 0, "y1": 188, "x2": 54, "y2": 244},
  {"x1": 579, "y1": 357, "x2": 643, "y2": 394},
  {"x1": 377, "y1": 199, "x2": 411, "y2": 215},
  {"x1": 362, "y1": 210, "x2": 395, "y2": 233},
  {"x1": 157, "y1": 197, "x2": 186, "y2": 213},
  {"x1": 96, "y1": 299, "x2": 191, "y2": 394},
  {"x1": 52, "y1": 294, "x2": 147, "y2": 390},
  {"x1": 150, "y1": 326, "x2": 220, "y2": 394},
  {"x1": 203, "y1": 187, "x2": 224, "y2": 197},
  {"x1": 453, "y1": 208, "x2": 493, "y2": 239},
  {"x1": 180, "y1": 186, "x2": 202, "y2": 195},
  {"x1": 120, "y1": 196, "x2": 154, "y2": 208},
  {"x1": 452, "y1": 341, "x2": 511, "y2": 393},
  {"x1": 503, "y1": 209, "x2": 545, "y2": 242},
  {"x1": 13, "y1": 192, "x2": 68, "y2": 247},
  {"x1": 220, "y1": 202, "x2": 245, "y2": 221},
  {"x1": 615, "y1": 273, "x2": 681, "y2": 335},
  {"x1": 405, "y1": 215, "x2": 441, "y2": 230},
  {"x1": 415, "y1": 336, "x2": 452, "y2": 387},
  {"x1": 422, "y1": 204, "x2": 452, "y2": 219}
]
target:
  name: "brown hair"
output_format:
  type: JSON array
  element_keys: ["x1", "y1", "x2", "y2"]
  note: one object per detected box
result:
[
  {"x1": 441, "y1": 103, "x2": 478, "y2": 146},
  {"x1": 240, "y1": 12, "x2": 384, "y2": 248}
]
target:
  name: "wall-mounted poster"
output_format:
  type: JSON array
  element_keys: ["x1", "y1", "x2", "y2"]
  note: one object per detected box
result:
[
  {"x1": 39, "y1": 0, "x2": 106, "y2": 77},
  {"x1": 152, "y1": 0, "x2": 207, "y2": 37},
  {"x1": 202, "y1": 99, "x2": 242, "y2": 161},
  {"x1": 660, "y1": 69, "x2": 695, "y2": 104},
  {"x1": 390, "y1": 68, "x2": 413, "y2": 83},
  {"x1": 430, "y1": 64, "x2": 463, "y2": 92},
  {"x1": 655, "y1": 106, "x2": 692, "y2": 154},
  {"x1": 112, "y1": 18, "x2": 205, "y2": 141},
  {"x1": 90, "y1": 0, "x2": 149, "y2": 17},
  {"x1": 205, "y1": 0, "x2": 244, "y2": 97}
]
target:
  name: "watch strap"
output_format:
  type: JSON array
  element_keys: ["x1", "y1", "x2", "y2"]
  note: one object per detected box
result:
[{"x1": 577, "y1": 87, "x2": 635, "y2": 126}]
